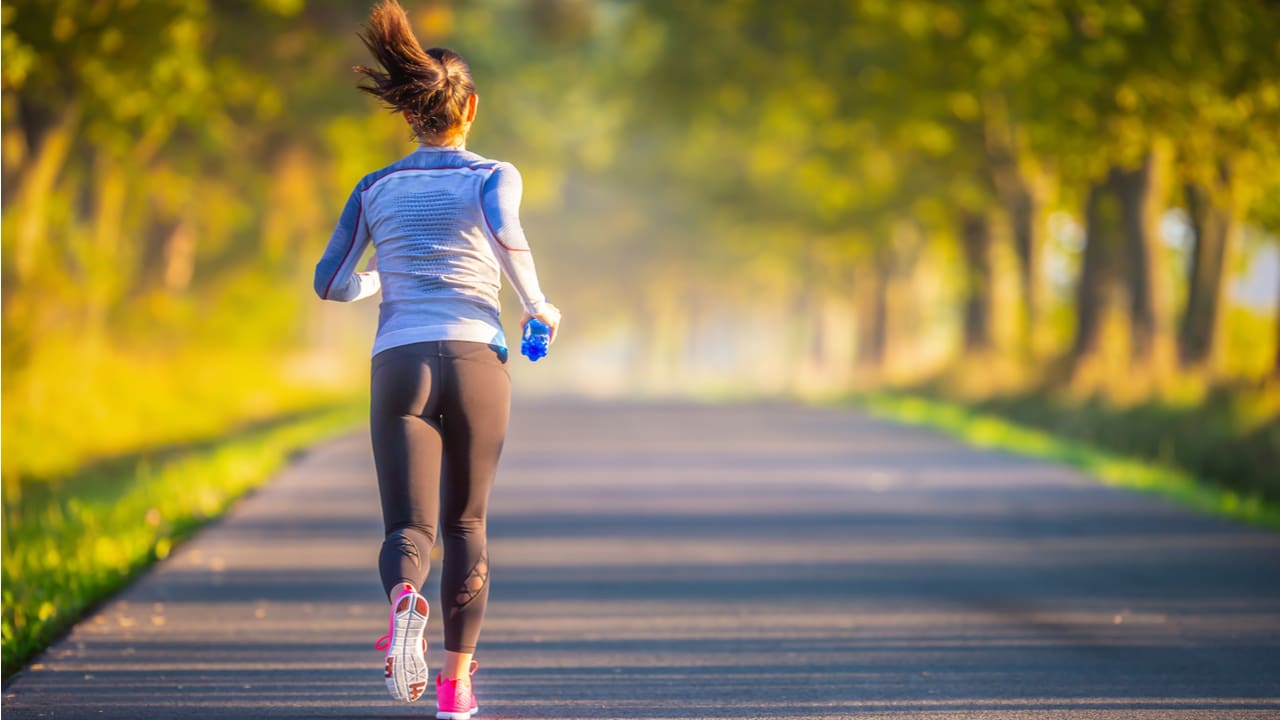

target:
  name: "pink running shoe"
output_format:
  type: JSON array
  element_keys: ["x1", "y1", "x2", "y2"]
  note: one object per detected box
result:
[
  {"x1": 374, "y1": 588, "x2": 430, "y2": 703},
  {"x1": 435, "y1": 660, "x2": 480, "y2": 719}
]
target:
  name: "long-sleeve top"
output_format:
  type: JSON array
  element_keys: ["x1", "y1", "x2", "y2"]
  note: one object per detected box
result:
[{"x1": 313, "y1": 145, "x2": 549, "y2": 356}]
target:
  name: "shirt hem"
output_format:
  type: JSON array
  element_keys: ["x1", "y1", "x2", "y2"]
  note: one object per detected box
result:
[{"x1": 372, "y1": 324, "x2": 507, "y2": 357}]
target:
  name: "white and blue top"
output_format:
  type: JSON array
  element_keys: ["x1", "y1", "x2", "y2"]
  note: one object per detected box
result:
[{"x1": 313, "y1": 145, "x2": 550, "y2": 356}]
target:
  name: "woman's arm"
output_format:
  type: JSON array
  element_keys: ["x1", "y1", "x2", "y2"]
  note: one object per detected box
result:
[
  {"x1": 480, "y1": 163, "x2": 562, "y2": 340},
  {"x1": 314, "y1": 182, "x2": 380, "y2": 302},
  {"x1": 480, "y1": 163, "x2": 549, "y2": 315}
]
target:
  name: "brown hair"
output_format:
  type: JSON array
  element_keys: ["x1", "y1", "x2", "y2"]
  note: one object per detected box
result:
[{"x1": 354, "y1": 0, "x2": 476, "y2": 145}]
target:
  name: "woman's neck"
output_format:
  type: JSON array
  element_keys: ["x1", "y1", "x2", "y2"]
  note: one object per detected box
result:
[
  {"x1": 417, "y1": 125, "x2": 469, "y2": 150},
  {"x1": 418, "y1": 141, "x2": 465, "y2": 151}
]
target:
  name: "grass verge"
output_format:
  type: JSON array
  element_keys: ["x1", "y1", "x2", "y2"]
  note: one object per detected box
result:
[
  {"x1": 848, "y1": 392, "x2": 1280, "y2": 531},
  {"x1": 0, "y1": 398, "x2": 366, "y2": 679}
]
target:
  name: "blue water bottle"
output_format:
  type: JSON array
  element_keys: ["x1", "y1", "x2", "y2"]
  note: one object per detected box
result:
[{"x1": 521, "y1": 318, "x2": 551, "y2": 362}]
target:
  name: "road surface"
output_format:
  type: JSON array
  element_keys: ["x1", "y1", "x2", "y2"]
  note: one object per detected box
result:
[{"x1": 5, "y1": 400, "x2": 1280, "y2": 719}]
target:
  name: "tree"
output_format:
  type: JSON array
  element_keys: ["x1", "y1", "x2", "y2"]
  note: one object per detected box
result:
[{"x1": 1165, "y1": 2, "x2": 1280, "y2": 373}]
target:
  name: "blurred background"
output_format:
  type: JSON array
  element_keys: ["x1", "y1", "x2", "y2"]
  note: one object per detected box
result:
[{"x1": 2, "y1": 0, "x2": 1278, "y2": 676}]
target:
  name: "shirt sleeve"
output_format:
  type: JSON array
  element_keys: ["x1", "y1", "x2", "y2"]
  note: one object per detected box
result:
[
  {"x1": 480, "y1": 162, "x2": 550, "y2": 315},
  {"x1": 314, "y1": 181, "x2": 379, "y2": 302}
]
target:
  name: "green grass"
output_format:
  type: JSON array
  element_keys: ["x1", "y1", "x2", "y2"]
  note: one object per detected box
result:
[
  {"x1": 0, "y1": 398, "x2": 366, "y2": 679},
  {"x1": 963, "y1": 385, "x2": 1279, "y2": 503},
  {"x1": 847, "y1": 391, "x2": 1280, "y2": 531},
  {"x1": 2, "y1": 336, "x2": 366, "y2": 481}
]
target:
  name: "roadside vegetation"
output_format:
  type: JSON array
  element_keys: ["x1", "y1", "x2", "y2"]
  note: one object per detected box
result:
[{"x1": 851, "y1": 384, "x2": 1280, "y2": 529}]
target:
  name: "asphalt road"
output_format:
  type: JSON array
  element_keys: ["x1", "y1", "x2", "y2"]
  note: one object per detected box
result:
[{"x1": 5, "y1": 400, "x2": 1280, "y2": 719}]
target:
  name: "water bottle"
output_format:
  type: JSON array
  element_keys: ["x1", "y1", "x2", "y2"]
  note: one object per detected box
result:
[{"x1": 521, "y1": 318, "x2": 551, "y2": 362}]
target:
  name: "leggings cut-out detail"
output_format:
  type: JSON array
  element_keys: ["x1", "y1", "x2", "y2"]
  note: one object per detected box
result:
[{"x1": 450, "y1": 551, "x2": 489, "y2": 615}]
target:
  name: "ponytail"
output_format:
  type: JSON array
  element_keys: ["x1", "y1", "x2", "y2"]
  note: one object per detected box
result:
[{"x1": 354, "y1": 0, "x2": 476, "y2": 144}]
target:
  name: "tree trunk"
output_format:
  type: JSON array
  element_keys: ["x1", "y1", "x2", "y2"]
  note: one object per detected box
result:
[
  {"x1": 8, "y1": 103, "x2": 81, "y2": 281},
  {"x1": 959, "y1": 211, "x2": 995, "y2": 353},
  {"x1": 1111, "y1": 151, "x2": 1172, "y2": 370},
  {"x1": 857, "y1": 262, "x2": 889, "y2": 368},
  {"x1": 1008, "y1": 183, "x2": 1045, "y2": 350},
  {"x1": 1071, "y1": 178, "x2": 1123, "y2": 364},
  {"x1": 1179, "y1": 174, "x2": 1238, "y2": 372},
  {"x1": 888, "y1": 219, "x2": 926, "y2": 369},
  {"x1": 981, "y1": 91, "x2": 1048, "y2": 356},
  {"x1": 163, "y1": 220, "x2": 197, "y2": 293},
  {"x1": 1274, "y1": 265, "x2": 1280, "y2": 378},
  {"x1": 642, "y1": 278, "x2": 688, "y2": 392},
  {"x1": 84, "y1": 157, "x2": 129, "y2": 339}
]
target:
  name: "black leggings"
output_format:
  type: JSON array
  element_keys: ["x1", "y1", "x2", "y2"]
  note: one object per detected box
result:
[{"x1": 369, "y1": 340, "x2": 510, "y2": 654}]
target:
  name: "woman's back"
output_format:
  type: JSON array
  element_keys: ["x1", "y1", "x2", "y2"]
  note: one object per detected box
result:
[
  {"x1": 366, "y1": 151, "x2": 501, "y2": 305},
  {"x1": 316, "y1": 145, "x2": 544, "y2": 355}
]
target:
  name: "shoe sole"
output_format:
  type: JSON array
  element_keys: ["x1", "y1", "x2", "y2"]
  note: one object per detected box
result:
[
  {"x1": 436, "y1": 708, "x2": 477, "y2": 720},
  {"x1": 383, "y1": 592, "x2": 429, "y2": 703}
]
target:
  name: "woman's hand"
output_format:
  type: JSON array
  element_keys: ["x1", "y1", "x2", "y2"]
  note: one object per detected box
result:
[{"x1": 522, "y1": 302, "x2": 562, "y2": 344}]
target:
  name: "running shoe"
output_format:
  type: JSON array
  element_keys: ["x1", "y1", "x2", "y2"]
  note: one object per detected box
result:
[
  {"x1": 374, "y1": 588, "x2": 430, "y2": 703},
  {"x1": 435, "y1": 660, "x2": 480, "y2": 719}
]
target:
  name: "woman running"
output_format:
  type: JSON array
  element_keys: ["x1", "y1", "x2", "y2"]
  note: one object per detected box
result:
[{"x1": 313, "y1": 1, "x2": 560, "y2": 717}]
